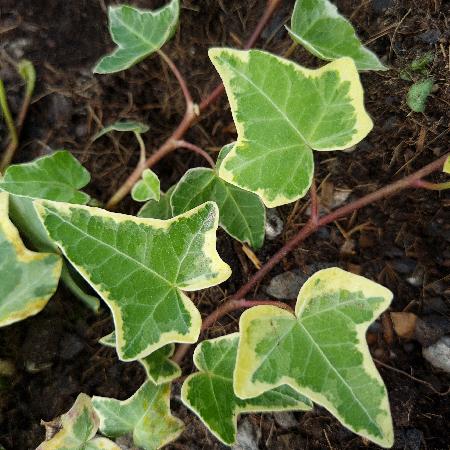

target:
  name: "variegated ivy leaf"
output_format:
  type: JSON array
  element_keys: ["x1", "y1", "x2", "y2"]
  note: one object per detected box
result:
[
  {"x1": 444, "y1": 155, "x2": 450, "y2": 174},
  {"x1": 171, "y1": 144, "x2": 266, "y2": 249},
  {"x1": 93, "y1": 120, "x2": 149, "y2": 141},
  {"x1": 288, "y1": 0, "x2": 386, "y2": 71},
  {"x1": 210, "y1": 49, "x2": 372, "y2": 207},
  {"x1": 94, "y1": 0, "x2": 180, "y2": 74},
  {"x1": 138, "y1": 186, "x2": 175, "y2": 220},
  {"x1": 0, "y1": 193, "x2": 61, "y2": 327},
  {"x1": 37, "y1": 393, "x2": 120, "y2": 450},
  {"x1": 131, "y1": 169, "x2": 160, "y2": 202},
  {"x1": 35, "y1": 200, "x2": 231, "y2": 361},
  {"x1": 234, "y1": 268, "x2": 394, "y2": 448},
  {"x1": 181, "y1": 333, "x2": 312, "y2": 445},
  {"x1": 100, "y1": 331, "x2": 181, "y2": 384},
  {"x1": 93, "y1": 380, "x2": 184, "y2": 450},
  {"x1": 0, "y1": 150, "x2": 90, "y2": 204}
]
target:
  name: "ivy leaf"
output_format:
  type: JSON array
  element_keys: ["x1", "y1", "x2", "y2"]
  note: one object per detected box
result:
[
  {"x1": 37, "y1": 393, "x2": 120, "y2": 450},
  {"x1": 181, "y1": 333, "x2": 312, "y2": 445},
  {"x1": 234, "y1": 268, "x2": 394, "y2": 448},
  {"x1": 138, "y1": 186, "x2": 175, "y2": 220},
  {"x1": 93, "y1": 120, "x2": 149, "y2": 141},
  {"x1": 0, "y1": 150, "x2": 90, "y2": 204},
  {"x1": 93, "y1": 380, "x2": 184, "y2": 450},
  {"x1": 131, "y1": 169, "x2": 161, "y2": 202},
  {"x1": 407, "y1": 79, "x2": 433, "y2": 113},
  {"x1": 100, "y1": 331, "x2": 181, "y2": 384},
  {"x1": 94, "y1": 0, "x2": 180, "y2": 74},
  {"x1": 34, "y1": 200, "x2": 231, "y2": 361},
  {"x1": 210, "y1": 49, "x2": 372, "y2": 207},
  {"x1": 288, "y1": 0, "x2": 386, "y2": 71},
  {"x1": 444, "y1": 155, "x2": 450, "y2": 174},
  {"x1": 171, "y1": 145, "x2": 266, "y2": 248},
  {"x1": 0, "y1": 193, "x2": 61, "y2": 327}
]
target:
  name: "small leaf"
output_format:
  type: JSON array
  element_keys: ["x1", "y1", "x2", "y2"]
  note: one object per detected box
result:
[
  {"x1": 93, "y1": 120, "x2": 149, "y2": 140},
  {"x1": 443, "y1": 155, "x2": 450, "y2": 174},
  {"x1": 131, "y1": 169, "x2": 161, "y2": 202},
  {"x1": 171, "y1": 146, "x2": 266, "y2": 248},
  {"x1": 0, "y1": 193, "x2": 61, "y2": 327},
  {"x1": 93, "y1": 380, "x2": 184, "y2": 450},
  {"x1": 407, "y1": 79, "x2": 434, "y2": 112},
  {"x1": 17, "y1": 59, "x2": 36, "y2": 97},
  {"x1": 100, "y1": 331, "x2": 181, "y2": 384},
  {"x1": 181, "y1": 333, "x2": 311, "y2": 445},
  {"x1": 37, "y1": 393, "x2": 119, "y2": 450},
  {"x1": 210, "y1": 49, "x2": 372, "y2": 207},
  {"x1": 410, "y1": 51, "x2": 434, "y2": 72},
  {"x1": 235, "y1": 268, "x2": 394, "y2": 448},
  {"x1": 0, "y1": 150, "x2": 91, "y2": 204},
  {"x1": 35, "y1": 200, "x2": 231, "y2": 361},
  {"x1": 288, "y1": 0, "x2": 386, "y2": 71},
  {"x1": 94, "y1": 0, "x2": 180, "y2": 74},
  {"x1": 138, "y1": 186, "x2": 175, "y2": 220}
]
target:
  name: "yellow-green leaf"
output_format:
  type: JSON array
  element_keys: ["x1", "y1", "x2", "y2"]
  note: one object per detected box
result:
[
  {"x1": 181, "y1": 333, "x2": 311, "y2": 445},
  {"x1": 93, "y1": 380, "x2": 184, "y2": 450},
  {"x1": 94, "y1": 0, "x2": 180, "y2": 74},
  {"x1": 288, "y1": 0, "x2": 386, "y2": 71},
  {"x1": 235, "y1": 268, "x2": 394, "y2": 448},
  {"x1": 37, "y1": 393, "x2": 120, "y2": 450},
  {"x1": 138, "y1": 186, "x2": 175, "y2": 220},
  {"x1": 34, "y1": 200, "x2": 231, "y2": 361},
  {"x1": 131, "y1": 169, "x2": 160, "y2": 203},
  {"x1": 0, "y1": 193, "x2": 61, "y2": 327},
  {"x1": 211, "y1": 49, "x2": 372, "y2": 207},
  {"x1": 443, "y1": 155, "x2": 449, "y2": 174}
]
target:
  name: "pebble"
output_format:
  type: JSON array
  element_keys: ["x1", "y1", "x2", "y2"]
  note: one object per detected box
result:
[
  {"x1": 265, "y1": 270, "x2": 307, "y2": 300},
  {"x1": 273, "y1": 412, "x2": 298, "y2": 429},
  {"x1": 422, "y1": 336, "x2": 450, "y2": 373},
  {"x1": 232, "y1": 418, "x2": 260, "y2": 450},
  {"x1": 415, "y1": 315, "x2": 450, "y2": 347},
  {"x1": 265, "y1": 209, "x2": 283, "y2": 240},
  {"x1": 418, "y1": 29, "x2": 441, "y2": 45}
]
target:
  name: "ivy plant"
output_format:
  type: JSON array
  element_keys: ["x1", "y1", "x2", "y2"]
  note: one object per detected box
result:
[{"x1": 2, "y1": 0, "x2": 447, "y2": 449}]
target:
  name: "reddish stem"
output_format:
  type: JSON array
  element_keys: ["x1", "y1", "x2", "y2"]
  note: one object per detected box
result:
[
  {"x1": 173, "y1": 140, "x2": 215, "y2": 168},
  {"x1": 172, "y1": 153, "x2": 448, "y2": 365}
]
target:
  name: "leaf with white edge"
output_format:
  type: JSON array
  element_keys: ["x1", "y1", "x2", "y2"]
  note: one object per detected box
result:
[
  {"x1": 94, "y1": 0, "x2": 180, "y2": 74},
  {"x1": 37, "y1": 393, "x2": 120, "y2": 450},
  {"x1": 211, "y1": 49, "x2": 373, "y2": 207},
  {"x1": 93, "y1": 380, "x2": 184, "y2": 450},
  {"x1": 0, "y1": 193, "x2": 61, "y2": 327},
  {"x1": 132, "y1": 169, "x2": 161, "y2": 202},
  {"x1": 288, "y1": 0, "x2": 386, "y2": 71},
  {"x1": 235, "y1": 268, "x2": 394, "y2": 448},
  {"x1": 181, "y1": 333, "x2": 312, "y2": 445},
  {"x1": 0, "y1": 150, "x2": 90, "y2": 204},
  {"x1": 138, "y1": 186, "x2": 175, "y2": 220},
  {"x1": 34, "y1": 200, "x2": 231, "y2": 361},
  {"x1": 100, "y1": 331, "x2": 181, "y2": 384},
  {"x1": 171, "y1": 146, "x2": 266, "y2": 248},
  {"x1": 444, "y1": 155, "x2": 450, "y2": 174},
  {"x1": 93, "y1": 120, "x2": 149, "y2": 140}
]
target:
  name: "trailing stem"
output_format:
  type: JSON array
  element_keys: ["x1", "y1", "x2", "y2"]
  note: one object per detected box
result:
[
  {"x1": 105, "y1": 0, "x2": 283, "y2": 209},
  {"x1": 172, "y1": 153, "x2": 449, "y2": 365}
]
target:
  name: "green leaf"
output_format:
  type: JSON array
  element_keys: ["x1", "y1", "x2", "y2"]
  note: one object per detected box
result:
[
  {"x1": 210, "y1": 49, "x2": 372, "y2": 207},
  {"x1": 138, "y1": 186, "x2": 175, "y2": 220},
  {"x1": 444, "y1": 155, "x2": 450, "y2": 174},
  {"x1": 17, "y1": 59, "x2": 36, "y2": 97},
  {"x1": 94, "y1": 0, "x2": 180, "y2": 74},
  {"x1": 181, "y1": 333, "x2": 312, "y2": 445},
  {"x1": 93, "y1": 380, "x2": 184, "y2": 450},
  {"x1": 37, "y1": 393, "x2": 120, "y2": 450},
  {"x1": 171, "y1": 146, "x2": 266, "y2": 248},
  {"x1": 93, "y1": 120, "x2": 149, "y2": 140},
  {"x1": 234, "y1": 268, "x2": 394, "y2": 448},
  {"x1": 410, "y1": 51, "x2": 434, "y2": 72},
  {"x1": 34, "y1": 200, "x2": 231, "y2": 361},
  {"x1": 131, "y1": 169, "x2": 161, "y2": 202},
  {"x1": 288, "y1": 0, "x2": 386, "y2": 71},
  {"x1": 407, "y1": 79, "x2": 433, "y2": 113},
  {"x1": 0, "y1": 150, "x2": 91, "y2": 204},
  {"x1": 100, "y1": 331, "x2": 181, "y2": 384},
  {"x1": 0, "y1": 193, "x2": 61, "y2": 327}
]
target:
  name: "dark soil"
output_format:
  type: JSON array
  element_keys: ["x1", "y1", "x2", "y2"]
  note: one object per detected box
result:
[{"x1": 0, "y1": 0, "x2": 449, "y2": 449}]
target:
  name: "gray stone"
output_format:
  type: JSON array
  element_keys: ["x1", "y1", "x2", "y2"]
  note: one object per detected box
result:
[
  {"x1": 422, "y1": 336, "x2": 450, "y2": 373},
  {"x1": 273, "y1": 412, "x2": 298, "y2": 429},
  {"x1": 265, "y1": 209, "x2": 283, "y2": 240},
  {"x1": 232, "y1": 418, "x2": 260, "y2": 450},
  {"x1": 265, "y1": 270, "x2": 307, "y2": 300}
]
